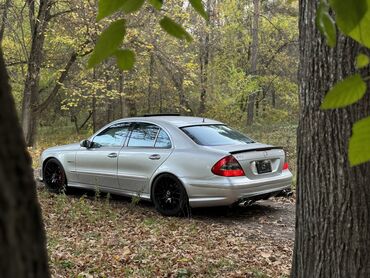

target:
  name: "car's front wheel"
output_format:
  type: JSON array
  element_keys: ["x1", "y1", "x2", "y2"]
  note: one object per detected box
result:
[
  {"x1": 43, "y1": 158, "x2": 67, "y2": 193},
  {"x1": 152, "y1": 174, "x2": 189, "y2": 216}
]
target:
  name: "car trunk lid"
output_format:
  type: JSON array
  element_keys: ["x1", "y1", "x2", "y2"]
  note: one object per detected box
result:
[{"x1": 207, "y1": 143, "x2": 286, "y2": 179}]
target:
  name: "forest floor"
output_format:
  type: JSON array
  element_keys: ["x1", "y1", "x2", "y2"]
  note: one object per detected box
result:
[{"x1": 36, "y1": 177, "x2": 295, "y2": 278}]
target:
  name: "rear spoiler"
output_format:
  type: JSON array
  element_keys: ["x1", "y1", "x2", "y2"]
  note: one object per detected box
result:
[{"x1": 229, "y1": 146, "x2": 284, "y2": 155}]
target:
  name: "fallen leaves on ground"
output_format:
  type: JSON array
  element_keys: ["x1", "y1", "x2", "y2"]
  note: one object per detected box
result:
[{"x1": 37, "y1": 187, "x2": 294, "y2": 278}]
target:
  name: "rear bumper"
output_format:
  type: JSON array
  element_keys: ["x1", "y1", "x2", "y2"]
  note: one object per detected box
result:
[{"x1": 182, "y1": 171, "x2": 293, "y2": 208}]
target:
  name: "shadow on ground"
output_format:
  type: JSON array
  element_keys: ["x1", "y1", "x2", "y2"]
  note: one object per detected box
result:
[{"x1": 49, "y1": 185, "x2": 295, "y2": 240}]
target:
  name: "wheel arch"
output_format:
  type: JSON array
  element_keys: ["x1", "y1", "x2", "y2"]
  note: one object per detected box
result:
[
  {"x1": 149, "y1": 172, "x2": 188, "y2": 202},
  {"x1": 42, "y1": 157, "x2": 68, "y2": 184}
]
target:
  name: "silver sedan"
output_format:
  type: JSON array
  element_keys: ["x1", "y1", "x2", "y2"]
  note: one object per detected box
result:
[{"x1": 40, "y1": 115, "x2": 292, "y2": 216}]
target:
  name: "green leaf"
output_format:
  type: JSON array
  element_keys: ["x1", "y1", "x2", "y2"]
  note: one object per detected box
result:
[
  {"x1": 121, "y1": 0, "x2": 145, "y2": 13},
  {"x1": 159, "y1": 16, "x2": 192, "y2": 42},
  {"x1": 316, "y1": 1, "x2": 337, "y2": 47},
  {"x1": 356, "y1": 53, "x2": 370, "y2": 69},
  {"x1": 88, "y1": 19, "x2": 126, "y2": 68},
  {"x1": 330, "y1": 0, "x2": 370, "y2": 48},
  {"x1": 189, "y1": 0, "x2": 209, "y2": 20},
  {"x1": 97, "y1": 0, "x2": 126, "y2": 21},
  {"x1": 349, "y1": 116, "x2": 370, "y2": 166},
  {"x1": 148, "y1": 0, "x2": 163, "y2": 10},
  {"x1": 329, "y1": 0, "x2": 367, "y2": 34},
  {"x1": 115, "y1": 49, "x2": 135, "y2": 70},
  {"x1": 321, "y1": 74, "x2": 367, "y2": 109},
  {"x1": 348, "y1": 10, "x2": 370, "y2": 48}
]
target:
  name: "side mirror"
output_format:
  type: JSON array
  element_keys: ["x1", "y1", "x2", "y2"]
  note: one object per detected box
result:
[{"x1": 80, "y1": 139, "x2": 92, "y2": 148}]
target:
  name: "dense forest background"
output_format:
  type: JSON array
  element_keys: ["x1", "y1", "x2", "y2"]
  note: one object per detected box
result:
[{"x1": 2, "y1": 0, "x2": 298, "y2": 158}]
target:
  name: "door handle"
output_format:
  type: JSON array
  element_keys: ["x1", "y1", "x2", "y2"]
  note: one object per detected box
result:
[
  {"x1": 107, "y1": 153, "x2": 118, "y2": 158},
  {"x1": 149, "y1": 154, "x2": 161, "y2": 160}
]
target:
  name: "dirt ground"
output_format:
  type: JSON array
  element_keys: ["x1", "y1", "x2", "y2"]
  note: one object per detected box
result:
[{"x1": 35, "y1": 174, "x2": 295, "y2": 278}]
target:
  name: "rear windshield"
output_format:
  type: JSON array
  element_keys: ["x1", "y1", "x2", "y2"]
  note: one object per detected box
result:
[{"x1": 181, "y1": 125, "x2": 254, "y2": 146}]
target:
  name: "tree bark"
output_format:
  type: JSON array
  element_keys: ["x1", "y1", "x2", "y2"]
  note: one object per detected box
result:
[
  {"x1": 292, "y1": 0, "x2": 370, "y2": 277},
  {"x1": 246, "y1": 0, "x2": 259, "y2": 126},
  {"x1": 21, "y1": 0, "x2": 51, "y2": 147},
  {"x1": 0, "y1": 48, "x2": 49, "y2": 277}
]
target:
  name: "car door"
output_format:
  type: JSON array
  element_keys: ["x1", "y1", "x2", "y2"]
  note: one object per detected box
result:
[
  {"x1": 75, "y1": 122, "x2": 131, "y2": 189},
  {"x1": 117, "y1": 122, "x2": 173, "y2": 194}
]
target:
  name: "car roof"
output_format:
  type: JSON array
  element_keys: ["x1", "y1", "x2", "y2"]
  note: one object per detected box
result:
[{"x1": 117, "y1": 116, "x2": 223, "y2": 127}]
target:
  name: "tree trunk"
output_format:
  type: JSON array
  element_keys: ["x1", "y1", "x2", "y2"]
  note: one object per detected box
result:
[
  {"x1": 246, "y1": 0, "x2": 259, "y2": 126},
  {"x1": 119, "y1": 72, "x2": 125, "y2": 118},
  {"x1": 198, "y1": 0, "x2": 212, "y2": 115},
  {"x1": 246, "y1": 93, "x2": 256, "y2": 125},
  {"x1": 105, "y1": 73, "x2": 114, "y2": 122},
  {"x1": 0, "y1": 49, "x2": 50, "y2": 277},
  {"x1": 21, "y1": 0, "x2": 51, "y2": 147},
  {"x1": 292, "y1": 0, "x2": 370, "y2": 277},
  {"x1": 92, "y1": 95, "x2": 97, "y2": 133},
  {"x1": 0, "y1": 0, "x2": 11, "y2": 42},
  {"x1": 147, "y1": 52, "x2": 155, "y2": 113}
]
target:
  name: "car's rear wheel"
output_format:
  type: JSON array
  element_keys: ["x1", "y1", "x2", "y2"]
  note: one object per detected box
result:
[
  {"x1": 152, "y1": 174, "x2": 189, "y2": 216},
  {"x1": 43, "y1": 158, "x2": 67, "y2": 193}
]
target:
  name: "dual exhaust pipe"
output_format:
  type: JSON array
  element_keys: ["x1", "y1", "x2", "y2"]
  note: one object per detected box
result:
[{"x1": 238, "y1": 188, "x2": 293, "y2": 207}]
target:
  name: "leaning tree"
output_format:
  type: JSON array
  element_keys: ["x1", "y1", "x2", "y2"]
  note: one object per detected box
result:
[{"x1": 0, "y1": 48, "x2": 49, "y2": 277}]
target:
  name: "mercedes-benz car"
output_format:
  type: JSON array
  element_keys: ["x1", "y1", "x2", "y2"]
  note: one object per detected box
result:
[{"x1": 39, "y1": 115, "x2": 292, "y2": 216}]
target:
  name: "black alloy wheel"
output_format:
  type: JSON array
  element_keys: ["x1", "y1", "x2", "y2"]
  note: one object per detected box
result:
[
  {"x1": 43, "y1": 158, "x2": 67, "y2": 193},
  {"x1": 152, "y1": 174, "x2": 189, "y2": 216}
]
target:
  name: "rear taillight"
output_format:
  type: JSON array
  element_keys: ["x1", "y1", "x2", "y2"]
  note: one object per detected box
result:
[
  {"x1": 283, "y1": 162, "x2": 289, "y2": 170},
  {"x1": 212, "y1": 155, "x2": 245, "y2": 177}
]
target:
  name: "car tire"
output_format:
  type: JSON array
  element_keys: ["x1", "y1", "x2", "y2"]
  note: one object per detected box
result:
[
  {"x1": 43, "y1": 158, "x2": 67, "y2": 194},
  {"x1": 152, "y1": 174, "x2": 190, "y2": 217}
]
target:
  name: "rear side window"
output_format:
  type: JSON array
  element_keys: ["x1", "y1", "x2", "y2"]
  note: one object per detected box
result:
[
  {"x1": 127, "y1": 123, "x2": 172, "y2": 148},
  {"x1": 181, "y1": 125, "x2": 254, "y2": 146},
  {"x1": 128, "y1": 123, "x2": 159, "y2": 147}
]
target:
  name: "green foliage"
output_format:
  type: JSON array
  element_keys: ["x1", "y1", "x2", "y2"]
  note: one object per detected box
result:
[
  {"x1": 329, "y1": 0, "x2": 367, "y2": 34},
  {"x1": 88, "y1": 19, "x2": 126, "y2": 68},
  {"x1": 115, "y1": 49, "x2": 135, "y2": 70},
  {"x1": 318, "y1": 0, "x2": 370, "y2": 48},
  {"x1": 349, "y1": 116, "x2": 370, "y2": 166},
  {"x1": 189, "y1": 0, "x2": 209, "y2": 20},
  {"x1": 321, "y1": 74, "x2": 367, "y2": 109},
  {"x1": 97, "y1": 0, "x2": 126, "y2": 21},
  {"x1": 148, "y1": 0, "x2": 163, "y2": 10},
  {"x1": 92, "y1": 0, "x2": 207, "y2": 70},
  {"x1": 317, "y1": 1, "x2": 370, "y2": 165},
  {"x1": 345, "y1": 10, "x2": 370, "y2": 49},
  {"x1": 316, "y1": 1, "x2": 336, "y2": 47},
  {"x1": 159, "y1": 16, "x2": 193, "y2": 42},
  {"x1": 121, "y1": 0, "x2": 145, "y2": 13},
  {"x1": 97, "y1": 0, "x2": 145, "y2": 21},
  {"x1": 356, "y1": 53, "x2": 370, "y2": 69}
]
